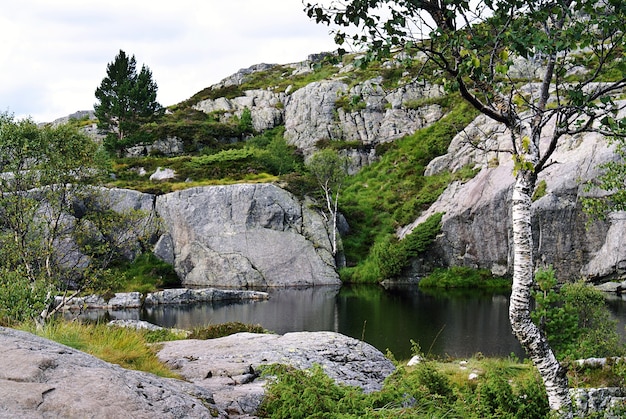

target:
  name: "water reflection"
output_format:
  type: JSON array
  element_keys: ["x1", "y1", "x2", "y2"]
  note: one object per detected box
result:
[
  {"x1": 72, "y1": 285, "x2": 626, "y2": 360},
  {"x1": 141, "y1": 286, "x2": 341, "y2": 333},
  {"x1": 336, "y1": 285, "x2": 524, "y2": 359}
]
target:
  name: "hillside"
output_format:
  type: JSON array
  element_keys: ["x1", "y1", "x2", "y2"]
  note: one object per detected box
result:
[{"x1": 58, "y1": 50, "x2": 625, "y2": 285}]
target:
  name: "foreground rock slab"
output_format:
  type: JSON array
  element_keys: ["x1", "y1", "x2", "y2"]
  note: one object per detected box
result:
[
  {"x1": 157, "y1": 331, "x2": 396, "y2": 417},
  {"x1": 0, "y1": 327, "x2": 225, "y2": 419}
]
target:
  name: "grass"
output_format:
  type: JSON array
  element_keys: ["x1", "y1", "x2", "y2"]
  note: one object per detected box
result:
[
  {"x1": 20, "y1": 320, "x2": 183, "y2": 378},
  {"x1": 106, "y1": 126, "x2": 300, "y2": 194},
  {"x1": 338, "y1": 96, "x2": 480, "y2": 282},
  {"x1": 18, "y1": 320, "x2": 272, "y2": 380}
]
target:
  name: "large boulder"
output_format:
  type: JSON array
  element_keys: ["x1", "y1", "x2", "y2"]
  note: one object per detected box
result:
[
  {"x1": 157, "y1": 331, "x2": 396, "y2": 416},
  {"x1": 399, "y1": 104, "x2": 626, "y2": 282},
  {"x1": 154, "y1": 183, "x2": 341, "y2": 287},
  {"x1": 0, "y1": 327, "x2": 225, "y2": 418}
]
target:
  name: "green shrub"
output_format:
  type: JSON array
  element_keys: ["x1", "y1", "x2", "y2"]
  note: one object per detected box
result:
[
  {"x1": 111, "y1": 252, "x2": 180, "y2": 294},
  {"x1": 258, "y1": 356, "x2": 550, "y2": 418},
  {"x1": 0, "y1": 268, "x2": 50, "y2": 325},
  {"x1": 532, "y1": 267, "x2": 625, "y2": 360},
  {"x1": 374, "y1": 213, "x2": 443, "y2": 280}
]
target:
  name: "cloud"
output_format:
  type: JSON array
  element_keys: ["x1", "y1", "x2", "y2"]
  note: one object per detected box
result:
[{"x1": 1, "y1": 0, "x2": 339, "y2": 123}]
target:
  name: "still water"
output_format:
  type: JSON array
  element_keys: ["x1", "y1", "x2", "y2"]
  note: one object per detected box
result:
[{"x1": 95, "y1": 285, "x2": 626, "y2": 360}]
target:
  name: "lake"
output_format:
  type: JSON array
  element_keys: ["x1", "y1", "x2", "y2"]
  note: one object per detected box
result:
[{"x1": 90, "y1": 284, "x2": 626, "y2": 360}]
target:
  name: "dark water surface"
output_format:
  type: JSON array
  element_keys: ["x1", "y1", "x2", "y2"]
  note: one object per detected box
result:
[{"x1": 85, "y1": 285, "x2": 626, "y2": 360}]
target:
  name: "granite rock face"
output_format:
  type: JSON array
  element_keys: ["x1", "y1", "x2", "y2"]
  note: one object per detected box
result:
[
  {"x1": 0, "y1": 327, "x2": 225, "y2": 418},
  {"x1": 399, "y1": 104, "x2": 626, "y2": 282},
  {"x1": 157, "y1": 331, "x2": 396, "y2": 416},
  {"x1": 154, "y1": 183, "x2": 341, "y2": 287},
  {"x1": 283, "y1": 79, "x2": 444, "y2": 159}
]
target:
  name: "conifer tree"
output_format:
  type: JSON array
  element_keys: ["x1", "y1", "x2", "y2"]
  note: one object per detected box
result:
[{"x1": 94, "y1": 50, "x2": 163, "y2": 154}]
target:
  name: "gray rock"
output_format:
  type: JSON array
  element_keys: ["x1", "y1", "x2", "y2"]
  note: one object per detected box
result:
[
  {"x1": 283, "y1": 79, "x2": 444, "y2": 159},
  {"x1": 155, "y1": 184, "x2": 340, "y2": 287},
  {"x1": 150, "y1": 167, "x2": 177, "y2": 182},
  {"x1": 56, "y1": 288, "x2": 268, "y2": 310},
  {"x1": 108, "y1": 319, "x2": 166, "y2": 331},
  {"x1": 399, "y1": 101, "x2": 626, "y2": 282},
  {"x1": 108, "y1": 292, "x2": 142, "y2": 309},
  {"x1": 194, "y1": 89, "x2": 285, "y2": 133},
  {"x1": 157, "y1": 331, "x2": 396, "y2": 416},
  {"x1": 144, "y1": 288, "x2": 269, "y2": 305},
  {"x1": 594, "y1": 280, "x2": 626, "y2": 294},
  {"x1": 0, "y1": 327, "x2": 225, "y2": 418},
  {"x1": 570, "y1": 387, "x2": 626, "y2": 418},
  {"x1": 126, "y1": 137, "x2": 185, "y2": 157}
]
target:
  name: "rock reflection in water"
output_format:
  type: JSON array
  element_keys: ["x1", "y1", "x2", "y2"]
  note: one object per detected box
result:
[
  {"x1": 137, "y1": 284, "x2": 525, "y2": 360},
  {"x1": 141, "y1": 285, "x2": 341, "y2": 334},
  {"x1": 70, "y1": 285, "x2": 626, "y2": 360}
]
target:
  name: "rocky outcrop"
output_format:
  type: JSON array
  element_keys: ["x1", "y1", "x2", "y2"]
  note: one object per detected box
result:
[
  {"x1": 55, "y1": 288, "x2": 269, "y2": 311},
  {"x1": 283, "y1": 79, "x2": 444, "y2": 158},
  {"x1": 399, "y1": 105, "x2": 626, "y2": 282},
  {"x1": 570, "y1": 387, "x2": 626, "y2": 418},
  {"x1": 192, "y1": 63, "x2": 445, "y2": 166},
  {"x1": 0, "y1": 327, "x2": 225, "y2": 418},
  {"x1": 157, "y1": 331, "x2": 396, "y2": 416},
  {"x1": 194, "y1": 89, "x2": 286, "y2": 133},
  {"x1": 154, "y1": 183, "x2": 340, "y2": 287},
  {"x1": 144, "y1": 288, "x2": 268, "y2": 305}
]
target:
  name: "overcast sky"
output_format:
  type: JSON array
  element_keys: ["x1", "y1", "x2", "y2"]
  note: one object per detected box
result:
[{"x1": 1, "y1": 0, "x2": 339, "y2": 123}]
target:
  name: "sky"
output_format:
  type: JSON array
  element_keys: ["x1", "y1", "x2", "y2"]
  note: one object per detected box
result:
[{"x1": 1, "y1": 0, "x2": 340, "y2": 123}]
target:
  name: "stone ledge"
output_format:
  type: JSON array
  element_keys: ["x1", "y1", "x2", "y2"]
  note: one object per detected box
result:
[{"x1": 54, "y1": 288, "x2": 269, "y2": 311}]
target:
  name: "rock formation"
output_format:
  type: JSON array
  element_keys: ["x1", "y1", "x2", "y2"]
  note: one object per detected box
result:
[
  {"x1": 0, "y1": 327, "x2": 225, "y2": 418},
  {"x1": 157, "y1": 331, "x2": 396, "y2": 416},
  {"x1": 400, "y1": 105, "x2": 626, "y2": 282},
  {"x1": 283, "y1": 78, "x2": 444, "y2": 156},
  {"x1": 0, "y1": 326, "x2": 396, "y2": 418},
  {"x1": 154, "y1": 183, "x2": 341, "y2": 287}
]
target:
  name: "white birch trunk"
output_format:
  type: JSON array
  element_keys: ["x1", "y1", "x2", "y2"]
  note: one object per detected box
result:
[{"x1": 509, "y1": 169, "x2": 572, "y2": 418}]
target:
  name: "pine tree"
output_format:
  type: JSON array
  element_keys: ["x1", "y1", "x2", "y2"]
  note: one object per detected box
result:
[{"x1": 94, "y1": 50, "x2": 163, "y2": 154}]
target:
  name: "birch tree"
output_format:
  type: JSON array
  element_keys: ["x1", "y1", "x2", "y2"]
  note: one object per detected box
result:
[
  {"x1": 304, "y1": 0, "x2": 626, "y2": 416},
  {"x1": 0, "y1": 113, "x2": 154, "y2": 325},
  {"x1": 308, "y1": 149, "x2": 349, "y2": 257}
]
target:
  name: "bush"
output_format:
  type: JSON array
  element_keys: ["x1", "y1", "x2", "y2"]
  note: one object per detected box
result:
[
  {"x1": 0, "y1": 268, "x2": 50, "y2": 325},
  {"x1": 532, "y1": 267, "x2": 625, "y2": 360},
  {"x1": 258, "y1": 357, "x2": 550, "y2": 418}
]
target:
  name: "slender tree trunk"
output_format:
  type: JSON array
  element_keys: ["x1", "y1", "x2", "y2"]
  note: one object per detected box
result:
[{"x1": 509, "y1": 169, "x2": 572, "y2": 418}]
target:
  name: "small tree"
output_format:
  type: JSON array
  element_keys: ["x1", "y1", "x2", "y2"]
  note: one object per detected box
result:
[
  {"x1": 0, "y1": 113, "x2": 154, "y2": 325},
  {"x1": 305, "y1": 1, "x2": 626, "y2": 416},
  {"x1": 94, "y1": 50, "x2": 163, "y2": 155},
  {"x1": 308, "y1": 149, "x2": 349, "y2": 256}
]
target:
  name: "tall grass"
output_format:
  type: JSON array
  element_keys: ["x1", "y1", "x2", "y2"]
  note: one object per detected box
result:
[{"x1": 21, "y1": 321, "x2": 182, "y2": 378}]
